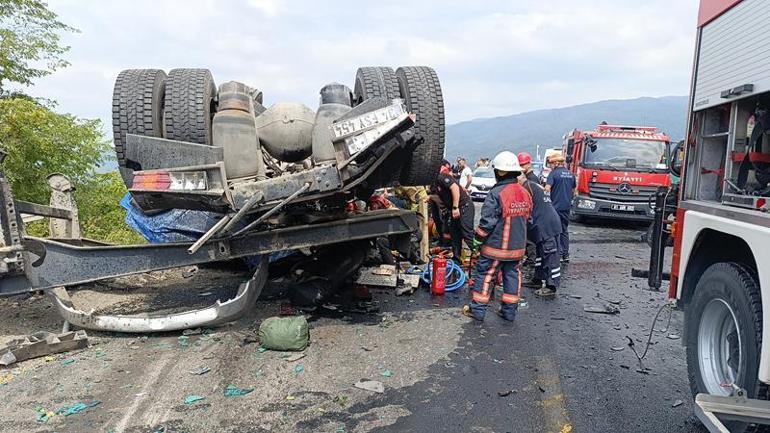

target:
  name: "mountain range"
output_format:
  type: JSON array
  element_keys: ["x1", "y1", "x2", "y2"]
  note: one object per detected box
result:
[{"x1": 445, "y1": 95, "x2": 688, "y2": 164}]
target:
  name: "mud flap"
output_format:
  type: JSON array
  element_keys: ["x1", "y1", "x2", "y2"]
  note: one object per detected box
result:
[{"x1": 47, "y1": 255, "x2": 268, "y2": 333}]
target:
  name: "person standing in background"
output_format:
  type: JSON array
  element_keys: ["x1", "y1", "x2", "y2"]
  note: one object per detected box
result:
[
  {"x1": 457, "y1": 157, "x2": 473, "y2": 190},
  {"x1": 545, "y1": 153, "x2": 576, "y2": 263}
]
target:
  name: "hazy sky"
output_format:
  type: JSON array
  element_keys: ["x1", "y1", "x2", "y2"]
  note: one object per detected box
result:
[{"x1": 25, "y1": 0, "x2": 699, "y2": 130}]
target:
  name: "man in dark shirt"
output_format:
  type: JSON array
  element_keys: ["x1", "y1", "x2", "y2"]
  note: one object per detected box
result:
[
  {"x1": 545, "y1": 153, "x2": 576, "y2": 262},
  {"x1": 432, "y1": 171, "x2": 475, "y2": 262},
  {"x1": 520, "y1": 154, "x2": 563, "y2": 297}
]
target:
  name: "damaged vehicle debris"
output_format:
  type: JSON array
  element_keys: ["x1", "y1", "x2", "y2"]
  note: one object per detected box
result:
[{"x1": 0, "y1": 66, "x2": 444, "y2": 332}]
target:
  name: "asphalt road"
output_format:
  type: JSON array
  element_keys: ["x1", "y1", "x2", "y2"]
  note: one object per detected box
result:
[
  {"x1": 0, "y1": 212, "x2": 707, "y2": 433},
  {"x1": 358, "y1": 216, "x2": 705, "y2": 433}
]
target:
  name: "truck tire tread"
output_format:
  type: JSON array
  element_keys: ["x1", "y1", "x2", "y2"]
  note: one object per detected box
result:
[
  {"x1": 164, "y1": 68, "x2": 216, "y2": 145},
  {"x1": 112, "y1": 69, "x2": 166, "y2": 184},
  {"x1": 396, "y1": 66, "x2": 445, "y2": 186}
]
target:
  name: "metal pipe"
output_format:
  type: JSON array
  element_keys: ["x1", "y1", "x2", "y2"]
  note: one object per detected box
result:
[
  {"x1": 232, "y1": 182, "x2": 311, "y2": 237},
  {"x1": 187, "y1": 214, "x2": 232, "y2": 255},
  {"x1": 221, "y1": 191, "x2": 263, "y2": 234}
]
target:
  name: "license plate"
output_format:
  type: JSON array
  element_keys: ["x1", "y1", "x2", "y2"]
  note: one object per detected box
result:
[
  {"x1": 330, "y1": 102, "x2": 406, "y2": 140},
  {"x1": 611, "y1": 204, "x2": 635, "y2": 212}
]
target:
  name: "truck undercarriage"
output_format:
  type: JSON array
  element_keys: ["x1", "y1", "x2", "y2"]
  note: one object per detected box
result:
[{"x1": 0, "y1": 65, "x2": 439, "y2": 331}]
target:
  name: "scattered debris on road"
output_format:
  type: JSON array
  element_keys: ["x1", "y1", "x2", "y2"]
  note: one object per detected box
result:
[
  {"x1": 223, "y1": 385, "x2": 254, "y2": 397},
  {"x1": 672, "y1": 399, "x2": 683, "y2": 408},
  {"x1": 188, "y1": 366, "x2": 210, "y2": 375},
  {"x1": 0, "y1": 330, "x2": 88, "y2": 366},
  {"x1": 583, "y1": 304, "x2": 620, "y2": 315},
  {"x1": 184, "y1": 395, "x2": 206, "y2": 405},
  {"x1": 354, "y1": 380, "x2": 385, "y2": 394}
]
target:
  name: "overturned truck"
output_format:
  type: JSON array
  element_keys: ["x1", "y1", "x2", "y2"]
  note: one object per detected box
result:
[{"x1": 0, "y1": 66, "x2": 444, "y2": 331}]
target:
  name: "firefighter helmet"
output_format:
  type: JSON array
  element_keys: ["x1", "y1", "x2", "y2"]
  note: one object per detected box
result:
[{"x1": 492, "y1": 151, "x2": 522, "y2": 172}]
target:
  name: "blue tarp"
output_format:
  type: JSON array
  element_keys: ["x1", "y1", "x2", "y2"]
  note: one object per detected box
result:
[
  {"x1": 120, "y1": 193, "x2": 293, "y2": 265},
  {"x1": 120, "y1": 193, "x2": 225, "y2": 243}
]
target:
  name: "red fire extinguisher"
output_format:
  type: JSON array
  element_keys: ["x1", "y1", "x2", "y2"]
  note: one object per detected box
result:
[{"x1": 431, "y1": 256, "x2": 447, "y2": 296}]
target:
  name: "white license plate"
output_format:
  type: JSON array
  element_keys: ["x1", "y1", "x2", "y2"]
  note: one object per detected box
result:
[
  {"x1": 330, "y1": 102, "x2": 406, "y2": 140},
  {"x1": 611, "y1": 204, "x2": 635, "y2": 211}
]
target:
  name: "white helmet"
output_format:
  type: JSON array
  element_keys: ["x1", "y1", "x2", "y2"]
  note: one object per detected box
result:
[{"x1": 492, "y1": 151, "x2": 523, "y2": 172}]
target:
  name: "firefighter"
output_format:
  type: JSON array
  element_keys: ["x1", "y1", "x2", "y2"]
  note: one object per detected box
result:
[
  {"x1": 432, "y1": 168, "x2": 475, "y2": 263},
  {"x1": 519, "y1": 154, "x2": 563, "y2": 298},
  {"x1": 463, "y1": 151, "x2": 533, "y2": 321},
  {"x1": 545, "y1": 152, "x2": 576, "y2": 263},
  {"x1": 517, "y1": 152, "x2": 540, "y2": 184}
]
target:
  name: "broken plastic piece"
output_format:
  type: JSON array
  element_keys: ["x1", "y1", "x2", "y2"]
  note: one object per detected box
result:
[
  {"x1": 184, "y1": 395, "x2": 205, "y2": 405},
  {"x1": 0, "y1": 330, "x2": 88, "y2": 366},
  {"x1": 224, "y1": 385, "x2": 254, "y2": 397},
  {"x1": 354, "y1": 380, "x2": 384, "y2": 394},
  {"x1": 56, "y1": 400, "x2": 100, "y2": 416}
]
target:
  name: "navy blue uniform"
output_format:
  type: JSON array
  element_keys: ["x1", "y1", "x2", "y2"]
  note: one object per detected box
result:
[
  {"x1": 547, "y1": 167, "x2": 576, "y2": 259},
  {"x1": 470, "y1": 178, "x2": 532, "y2": 320},
  {"x1": 523, "y1": 179, "x2": 562, "y2": 289}
]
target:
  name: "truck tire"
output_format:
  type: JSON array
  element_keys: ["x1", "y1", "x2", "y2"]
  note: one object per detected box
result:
[
  {"x1": 396, "y1": 66, "x2": 445, "y2": 186},
  {"x1": 112, "y1": 69, "x2": 166, "y2": 185},
  {"x1": 686, "y1": 262, "x2": 770, "y2": 433},
  {"x1": 353, "y1": 67, "x2": 400, "y2": 105},
  {"x1": 164, "y1": 68, "x2": 216, "y2": 145}
]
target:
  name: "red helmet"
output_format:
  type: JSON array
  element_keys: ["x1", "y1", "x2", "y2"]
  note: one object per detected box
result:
[{"x1": 517, "y1": 152, "x2": 532, "y2": 166}]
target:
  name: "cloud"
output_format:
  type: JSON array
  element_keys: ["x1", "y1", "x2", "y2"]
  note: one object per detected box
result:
[{"x1": 26, "y1": 0, "x2": 698, "y2": 131}]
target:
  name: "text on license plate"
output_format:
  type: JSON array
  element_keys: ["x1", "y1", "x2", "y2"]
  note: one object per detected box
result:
[
  {"x1": 611, "y1": 204, "x2": 635, "y2": 211},
  {"x1": 331, "y1": 102, "x2": 406, "y2": 139}
]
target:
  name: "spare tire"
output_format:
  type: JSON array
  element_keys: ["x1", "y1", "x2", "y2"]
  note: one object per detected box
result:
[
  {"x1": 164, "y1": 68, "x2": 216, "y2": 145},
  {"x1": 396, "y1": 66, "x2": 445, "y2": 186},
  {"x1": 353, "y1": 67, "x2": 400, "y2": 105},
  {"x1": 112, "y1": 69, "x2": 166, "y2": 185}
]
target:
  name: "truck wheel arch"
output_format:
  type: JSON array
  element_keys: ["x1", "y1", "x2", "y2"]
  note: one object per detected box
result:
[{"x1": 681, "y1": 228, "x2": 758, "y2": 308}]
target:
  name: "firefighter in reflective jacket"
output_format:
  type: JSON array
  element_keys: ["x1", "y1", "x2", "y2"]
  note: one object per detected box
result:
[
  {"x1": 519, "y1": 153, "x2": 563, "y2": 298},
  {"x1": 463, "y1": 151, "x2": 533, "y2": 321}
]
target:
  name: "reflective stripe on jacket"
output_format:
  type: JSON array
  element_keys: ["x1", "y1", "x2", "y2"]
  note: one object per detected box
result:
[{"x1": 474, "y1": 178, "x2": 533, "y2": 261}]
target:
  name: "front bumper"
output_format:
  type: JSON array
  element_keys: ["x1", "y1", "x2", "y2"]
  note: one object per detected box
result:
[
  {"x1": 469, "y1": 189, "x2": 489, "y2": 201},
  {"x1": 573, "y1": 195, "x2": 653, "y2": 222}
]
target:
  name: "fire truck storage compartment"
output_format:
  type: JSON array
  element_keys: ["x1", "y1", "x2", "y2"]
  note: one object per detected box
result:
[
  {"x1": 689, "y1": 104, "x2": 729, "y2": 202},
  {"x1": 687, "y1": 91, "x2": 770, "y2": 210}
]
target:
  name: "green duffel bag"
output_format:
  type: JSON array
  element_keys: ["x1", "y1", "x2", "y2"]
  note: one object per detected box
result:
[{"x1": 258, "y1": 316, "x2": 309, "y2": 351}]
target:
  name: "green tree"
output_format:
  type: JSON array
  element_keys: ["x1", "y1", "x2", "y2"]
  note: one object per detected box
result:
[
  {"x1": 0, "y1": 97, "x2": 107, "y2": 203},
  {"x1": 0, "y1": 0, "x2": 76, "y2": 92},
  {"x1": 75, "y1": 171, "x2": 145, "y2": 244}
]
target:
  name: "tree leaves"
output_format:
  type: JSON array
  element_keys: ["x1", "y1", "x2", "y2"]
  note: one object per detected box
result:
[{"x1": 0, "y1": 0, "x2": 76, "y2": 91}]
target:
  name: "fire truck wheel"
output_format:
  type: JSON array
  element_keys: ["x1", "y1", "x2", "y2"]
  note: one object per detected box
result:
[
  {"x1": 164, "y1": 68, "x2": 217, "y2": 145},
  {"x1": 112, "y1": 69, "x2": 167, "y2": 186},
  {"x1": 686, "y1": 262, "x2": 769, "y2": 432},
  {"x1": 396, "y1": 66, "x2": 445, "y2": 186}
]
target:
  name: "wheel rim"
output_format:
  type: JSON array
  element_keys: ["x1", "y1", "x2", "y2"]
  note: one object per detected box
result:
[{"x1": 698, "y1": 298, "x2": 742, "y2": 395}]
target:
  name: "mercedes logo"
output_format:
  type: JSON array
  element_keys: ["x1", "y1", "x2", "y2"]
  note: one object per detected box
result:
[{"x1": 617, "y1": 183, "x2": 632, "y2": 194}]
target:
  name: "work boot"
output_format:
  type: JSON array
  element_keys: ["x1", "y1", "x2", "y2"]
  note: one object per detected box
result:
[
  {"x1": 534, "y1": 287, "x2": 557, "y2": 298},
  {"x1": 496, "y1": 307, "x2": 516, "y2": 321},
  {"x1": 523, "y1": 278, "x2": 543, "y2": 289},
  {"x1": 462, "y1": 305, "x2": 484, "y2": 321}
]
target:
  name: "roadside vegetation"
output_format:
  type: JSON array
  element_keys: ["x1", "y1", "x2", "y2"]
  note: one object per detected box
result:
[{"x1": 0, "y1": 0, "x2": 143, "y2": 244}]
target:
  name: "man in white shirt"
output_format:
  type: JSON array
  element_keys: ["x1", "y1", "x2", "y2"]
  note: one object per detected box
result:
[{"x1": 457, "y1": 157, "x2": 473, "y2": 190}]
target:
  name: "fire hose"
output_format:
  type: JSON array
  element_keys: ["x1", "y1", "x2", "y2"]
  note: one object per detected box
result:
[{"x1": 420, "y1": 257, "x2": 467, "y2": 292}]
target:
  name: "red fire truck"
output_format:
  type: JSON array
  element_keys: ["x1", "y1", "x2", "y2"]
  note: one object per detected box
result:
[
  {"x1": 563, "y1": 124, "x2": 672, "y2": 222},
  {"x1": 656, "y1": 0, "x2": 770, "y2": 430}
]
